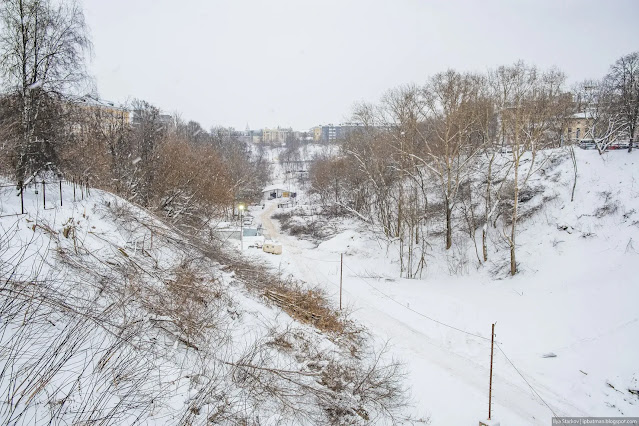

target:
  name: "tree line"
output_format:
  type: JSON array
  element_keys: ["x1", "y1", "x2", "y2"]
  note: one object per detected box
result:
[
  {"x1": 309, "y1": 53, "x2": 638, "y2": 277},
  {"x1": 0, "y1": 0, "x2": 267, "y2": 226}
]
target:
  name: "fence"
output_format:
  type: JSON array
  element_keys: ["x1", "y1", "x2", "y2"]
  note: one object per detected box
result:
[{"x1": 0, "y1": 178, "x2": 91, "y2": 218}]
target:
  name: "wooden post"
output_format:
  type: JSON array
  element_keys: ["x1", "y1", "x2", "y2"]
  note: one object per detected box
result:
[
  {"x1": 73, "y1": 180, "x2": 76, "y2": 202},
  {"x1": 339, "y1": 253, "x2": 343, "y2": 310},
  {"x1": 20, "y1": 182, "x2": 24, "y2": 214},
  {"x1": 59, "y1": 180, "x2": 63, "y2": 207},
  {"x1": 42, "y1": 181, "x2": 46, "y2": 208},
  {"x1": 488, "y1": 323, "x2": 495, "y2": 420}
]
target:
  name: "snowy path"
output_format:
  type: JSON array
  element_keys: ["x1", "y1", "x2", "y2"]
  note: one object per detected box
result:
[{"x1": 256, "y1": 202, "x2": 585, "y2": 425}]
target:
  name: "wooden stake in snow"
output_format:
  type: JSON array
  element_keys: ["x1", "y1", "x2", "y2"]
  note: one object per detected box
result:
[
  {"x1": 19, "y1": 182, "x2": 24, "y2": 214},
  {"x1": 339, "y1": 253, "x2": 343, "y2": 311},
  {"x1": 488, "y1": 323, "x2": 495, "y2": 420},
  {"x1": 59, "y1": 180, "x2": 63, "y2": 207}
]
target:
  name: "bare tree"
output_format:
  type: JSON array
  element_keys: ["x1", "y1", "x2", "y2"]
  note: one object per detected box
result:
[
  {"x1": 573, "y1": 79, "x2": 626, "y2": 153},
  {"x1": 380, "y1": 84, "x2": 429, "y2": 277},
  {"x1": 0, "y1": 0, "x2": 91, "y2": 180},
  {"x1": 344, "y1": 102, "x2": 399, "y2": 236},
  {"x1": 494, "y1": 62, "x2": 568, "y2": 275},
  {"x1": 419, "y1": 70, "x2": 484, "y2": 250},
  {"x1": 129, "y1": 99, "x2": 166, "y2": 205},
  {"x1": 606, "y1": 52, "x2": 639, "y2": 152}
]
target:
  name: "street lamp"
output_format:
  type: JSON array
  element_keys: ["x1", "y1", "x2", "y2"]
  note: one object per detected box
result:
[{"x1": 238, "y1": 204, "x2": 245, "y2": 251}]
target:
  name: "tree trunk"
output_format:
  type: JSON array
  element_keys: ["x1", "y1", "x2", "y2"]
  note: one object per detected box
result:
[
  {"x1": 445, "y1": 202, "x2": 452, "y2": 250},
  {"x1": 570, "y1": 146, "x2": 577, "y2": 202},
  {"x1": 510, "y1": 240, "x2": 516, "y2": 276},
  {"x1": 482, "y1": 227, "x2": 488, "y2": 262},
  {"x1": 397, "y1": 185, "x2": 402, "y2": 238},
  {"x1": 510, "y1": 160, "x2": 519, "y2": 276},
  {"x1": 483, "y1": 156, "x2": 493, "y2": 262}
]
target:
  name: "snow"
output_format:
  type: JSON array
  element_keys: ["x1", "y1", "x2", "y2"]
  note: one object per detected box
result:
[
  {"x1": 27, "y1": 80, "x2": 43, "y2": 90},
  {"x1": 0, "y1": 178, "x2": 400, "y2": 425},
  {"x1": 262, "y1": 184, "x2": 289, "y2": 192},
  {"x1": 249, "y1": 146, "x2": 639, "y2": 424},
  {"x1": 3, "y1": 144, "x2": 638, "y2": 424}
]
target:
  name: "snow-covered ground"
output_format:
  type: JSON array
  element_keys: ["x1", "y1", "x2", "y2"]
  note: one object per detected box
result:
[
  {"x1": 246, "y1": 147, "x2": 639, "y2": 424},
  {"x1": 0, "y1": 176, "x2": 408, "y2": 425},
  {"x1": 3, "y1": 144, "x2": 637, "y2": 425}
]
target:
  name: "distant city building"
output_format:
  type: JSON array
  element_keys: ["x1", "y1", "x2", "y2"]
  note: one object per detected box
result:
[
  {"x1": 238, "y1": 123, "x2": 367, "y2": 145},
  {"x1": 312, "y1": 122, "x2": 365, "y2": 142},
  {"x1": 130, "y1": 110, "x2": 174, "y2": 128},
  {"x1": 311, "y1": 126, "x2": 322, "y2": 141},
  {"x1": 565, "y1": 112, "x2": 593, "y2": 141},
  {"x1": 262, "y1": 127, "x2": 294, "y2": 145},
  {"x1": 337, "y1": 122, "x2": 365, "y2": 139},
  {"x1": 238, "y1": 126, "x2": 263, "y2": 144},
  {"x1": 73, "y1": 94, "x2": 130, "y2": 123},
  {"x1": 69, "y1": 94, "x2": 130, "y2": 135}
]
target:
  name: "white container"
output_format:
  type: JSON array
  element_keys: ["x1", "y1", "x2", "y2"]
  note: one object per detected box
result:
[{"x1": 263, "y1": 243, "x2": 282, "y2": 255}]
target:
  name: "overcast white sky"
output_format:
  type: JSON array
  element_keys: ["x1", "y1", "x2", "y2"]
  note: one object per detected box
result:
[{"x1": 83, "y1": 0, "x2": 639, "y2": 131}]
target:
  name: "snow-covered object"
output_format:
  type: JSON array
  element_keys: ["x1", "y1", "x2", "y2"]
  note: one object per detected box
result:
[{"x1": 263, "y1": 242, "x2": 282, "y2": 255}]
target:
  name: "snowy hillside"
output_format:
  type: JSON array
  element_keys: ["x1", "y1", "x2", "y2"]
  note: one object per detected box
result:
[
  {"x1": 250, "y1": 147, "x2": 639, "y2": 424},
  {"x1": 0, "y1": 179, "x2": 412, "y2": 425}
]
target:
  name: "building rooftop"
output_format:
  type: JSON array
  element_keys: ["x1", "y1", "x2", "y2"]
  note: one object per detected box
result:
[
  {"x1": 262, "y1": 184, "x2": 290, "y2": 192},
  {"x1": 73, "y1": 94, "x2": 126, "y2": 111}
]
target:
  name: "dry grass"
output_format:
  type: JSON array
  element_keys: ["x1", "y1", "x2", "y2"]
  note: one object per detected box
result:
[
  {"x1": 264, "y1": 281, "x2": 346, "y2": 335},
  {"x1": 144, "y1": 260, "x2": 221, "y2": 343},
  {"x1": 185, "y1": 230, "x2": 356, "y2": 341}
]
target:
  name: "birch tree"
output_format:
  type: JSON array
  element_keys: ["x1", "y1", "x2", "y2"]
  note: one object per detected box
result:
[
  {"x1": 419, "y1": 70, "x2": 484, "y2": 250},
  {"x1": 496, "y1": 63, "x2": 568, "y2": 275},
  {"x1": 380, "y1": 85, "x2": 428, "y2": 276},
  {"x1": 574, "y1": 79, "x2": 626, "y2": 153},
  {"x1": 0, "y1": 0, "x2": 91, "y2": 180}
]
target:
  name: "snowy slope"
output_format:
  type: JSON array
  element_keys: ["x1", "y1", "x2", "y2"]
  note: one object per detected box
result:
[
  {"x1": 249, "y1": 147, "x2": 639, "y2": 425},
  {"x1": 0, "y1": 179, "x2": 411, "y2": 425}
]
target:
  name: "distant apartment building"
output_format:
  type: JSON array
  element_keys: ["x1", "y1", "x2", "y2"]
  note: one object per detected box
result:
[
  {"x1": 262, "y1": 127, "x2": 294, "y2": 145},
  {"x1": 337, "y1": 122, "x2": 365, "y2": 139},
  {"x1": 565, "y1": 112, "x2": 592, "y2": 141},
  {"x1": 70, "y1": 94, "x2": 130, "y2": 135},
  {"x1": 311, "y1": 126, "x2": 322, "y2": 141},
  {"x1": 74, "y1": 94, "x2": 130, "y2": 122},
  {"x1": 321, "y1": 124, "x2": 338, "y2": 142},
  {"x1": 130, "y1": 109, "x2": 173, "y2": 128},
  {"x1": 312, "y1": 122, "x2": 365, "y2": 142}
]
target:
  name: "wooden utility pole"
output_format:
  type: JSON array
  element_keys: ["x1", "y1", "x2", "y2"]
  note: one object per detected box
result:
[
  {"x1": 19, "y1": 182, "x2": 24, "y2": 214},
  {"x1": 488, "y1": 323, "x2": 495, "y2": 420},
  {"x1": 339, "y1": 253, "x2": 343, "y2": 310}
]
